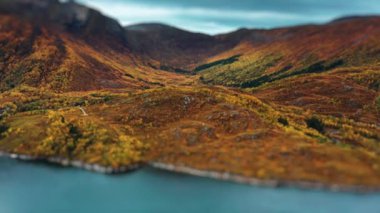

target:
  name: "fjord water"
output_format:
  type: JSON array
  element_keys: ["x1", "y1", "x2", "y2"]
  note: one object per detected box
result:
[{"x1": 1, "y1": 157, "x2": 380, "y2": 213}]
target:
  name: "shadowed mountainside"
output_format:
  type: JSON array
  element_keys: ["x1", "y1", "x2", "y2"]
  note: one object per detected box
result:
[{"x1": 124, "y1": 23, "x2": 239, "y2": 71}]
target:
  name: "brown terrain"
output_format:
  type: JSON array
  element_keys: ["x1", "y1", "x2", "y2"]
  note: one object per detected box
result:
[{"x1": 0, "y1": 0, "x2": 379, "y2": 190}]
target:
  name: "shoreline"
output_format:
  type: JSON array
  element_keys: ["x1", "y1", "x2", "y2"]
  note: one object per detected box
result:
[
  {"x1": 1, "y1": 151, "x2": 379, "y2": 193},
  {"x1": 149, "y1": 162, "x2": 380, "y2": 194},
  {"x1": 0, "y1": 151, "x2": 140, "y2": 174}
]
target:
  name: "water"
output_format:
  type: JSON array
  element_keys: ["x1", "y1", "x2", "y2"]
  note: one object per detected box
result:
[{"x1": 1, "y1": 157, "x2": 380, "y2": 213}]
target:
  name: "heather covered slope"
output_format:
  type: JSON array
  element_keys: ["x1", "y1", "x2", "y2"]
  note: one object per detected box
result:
[
  {"x1": 0, "y1": 87, "x2": 379, "y2": 188},
  {"x1": 195, "y1": 17, "x2": 380, "y2": 131},
  {"x1": 252, "y1": 68, "x2": 380, "y2": 124},
  {"x1": 0, "y1": 0, "x2": 193, "y2": 91},
  {"x1": 124, "y1": 16, "x2": 380, "y2": 82},
  {"x1": 0, "y1": 14, "x2": 136, "y2": 91},
  {"x1": 0, "y1": 0, "x2": 379, "y2": 190},
  {"x1": 198, "y1": 16, "x2": 380, "y2": 88}
]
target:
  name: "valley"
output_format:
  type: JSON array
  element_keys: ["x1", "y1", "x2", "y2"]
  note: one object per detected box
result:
[{"x1": 0, "y1": 0, "x2": 379, "y2": 190}]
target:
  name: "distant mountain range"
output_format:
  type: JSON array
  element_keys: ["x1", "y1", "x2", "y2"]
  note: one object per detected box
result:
[{"x1": 0, "y1": 0, "x2": 379, "y2": 189}]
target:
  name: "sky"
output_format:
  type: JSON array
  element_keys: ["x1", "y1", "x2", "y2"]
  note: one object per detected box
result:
[{"x1": 77, "y1": 0, "x2": 380, "y2": 34}]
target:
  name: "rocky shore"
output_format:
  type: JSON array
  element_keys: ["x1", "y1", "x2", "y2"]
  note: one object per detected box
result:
[
  {"x1": 149, "y1": 162, "x2": 380, "y2": 194},
  {"x1": 1, "y1": 151, "x2": 379, "y2": 193},
  {"x1": 0, "y1": 151, "x2": 140, "y2": 174}
]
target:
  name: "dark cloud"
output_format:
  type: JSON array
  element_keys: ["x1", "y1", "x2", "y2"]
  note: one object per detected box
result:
[
  {"x1": 120, "y1": 0, "x2": 380, "y2": 14},
  {"x1": 79, "y1": 0, "x2": 380, "y2": 34}
]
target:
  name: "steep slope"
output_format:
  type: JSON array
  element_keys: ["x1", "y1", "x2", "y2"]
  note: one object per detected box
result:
[
  {"x1": 252, "y1": 67, "x2": 380, "y2": 125},
  {"x1": 124, "y1": 16, "x2": 380, "y2": 90},
  {"x1": 192, "y1": 17, "x2": 380, "y2": 129},
  {"x1": 124, "y1": 23, "x2": 237, "y2": 72},
  {"x1": 0, "y1": 0, "x2": 193, "y2": 91},
  {"x1": 1, "y1": 0, "x2": 379, "y2": 92},
  {"x1": 198, "y1": 16, "x2": 380, "y2": 88},
  {"x1": 0, "y1": 0, "x2": 127, "y2": 47}
]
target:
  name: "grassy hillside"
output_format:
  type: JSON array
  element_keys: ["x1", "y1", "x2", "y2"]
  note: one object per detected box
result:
[
  {"x1": 0, "y1": 86, "x2": 379, "y2": 187},
  {"x1": 198, "y1": 17, "x2": 380, "y2": 88},
  {"x1": 0, "y1": 0, "x2": 379, "y2": 189},
  {"x1": 0, "y1": 14, "x2": 195, "y2": 91}
]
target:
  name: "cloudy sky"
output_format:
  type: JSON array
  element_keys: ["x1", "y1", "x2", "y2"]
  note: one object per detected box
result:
[{"x1": 77, "y1": 0, "x2": 380, "y2": 34}]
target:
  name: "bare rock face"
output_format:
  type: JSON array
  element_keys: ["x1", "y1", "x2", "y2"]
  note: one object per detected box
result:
[{"x1": 48, "y1": 0, "x2": 91, "y2": 28}]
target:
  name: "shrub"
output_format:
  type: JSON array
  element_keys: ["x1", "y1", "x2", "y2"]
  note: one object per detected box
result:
[
  {"x1": 0, "y1": 123, "x2": 9, "y2": 139},
  {"x1": 36, "y1": 110, "x2": 146, "y2": 166},
  {"x1": 4, "y1": 102, "x2": 17, "y2": 113},
  {"x1": 0, "y1": 102, "x2": 18, "y2": 119},
  {"x1": 306, "y1": 116, "x2": 325, "y2": 133},
  {"x1": 278, "y1": 117, "x2": 289, "y2": 126},
  {"x1": 376, "y1": 96, "x2": 380, "y2": 111}
]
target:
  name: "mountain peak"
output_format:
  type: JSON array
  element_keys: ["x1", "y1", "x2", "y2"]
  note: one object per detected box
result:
[{"x1": 0, "y1": 0, "x2": 125, "y2": 42}]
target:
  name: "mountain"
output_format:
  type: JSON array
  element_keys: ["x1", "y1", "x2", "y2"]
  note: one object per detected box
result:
[
  {"x1": 1, "y1": 0, "x2": 379, "y2": 91},
  {"x1": 0, "y1": 0, "x2": 191, "y2": 91},
  {"x1": 124, "y1": 23, "x2": 239, "y2": 71},
  {"x1": 123, "y1": 15, "x2": 380, "y2": 126},
  {"x1": 195, "y1": 16, "x2": 380, "y2": 125},
  {"x1": 198, "y1": 16, "x2": 380, "y2": 88},
  {"x1": 0, "y1": 0, "x2": 379, "y2": 190},
  {"x1": 0, "y1": 0, "x2": 125, "y2": 41}
]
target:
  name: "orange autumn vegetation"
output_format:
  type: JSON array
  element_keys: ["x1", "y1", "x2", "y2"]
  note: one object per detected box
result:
[
  {"x1": 0, "y1": 1, "x2": 379, "y2": 189},
  {"x1": 0, "y1": 86, "x2": 379, "y2": 187}
]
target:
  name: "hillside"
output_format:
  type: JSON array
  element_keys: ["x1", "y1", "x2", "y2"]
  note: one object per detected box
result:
[
  {"x1": 198, "y1": 17, "x2": 380, "y2": 87},
  {"x1": 124, "y1": 23, "x2": 234, "y2": 72},
  {"x1": 0, "y1": 0, "x2": 379, "y2": 190},
  {"x1": 0, "y1": 0, "x2": 193, "y2": 91}
]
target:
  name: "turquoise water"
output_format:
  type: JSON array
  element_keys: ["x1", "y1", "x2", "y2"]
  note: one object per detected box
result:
[{"x1": 1, "y1": 157, "x2": 380, "y2": 213}]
